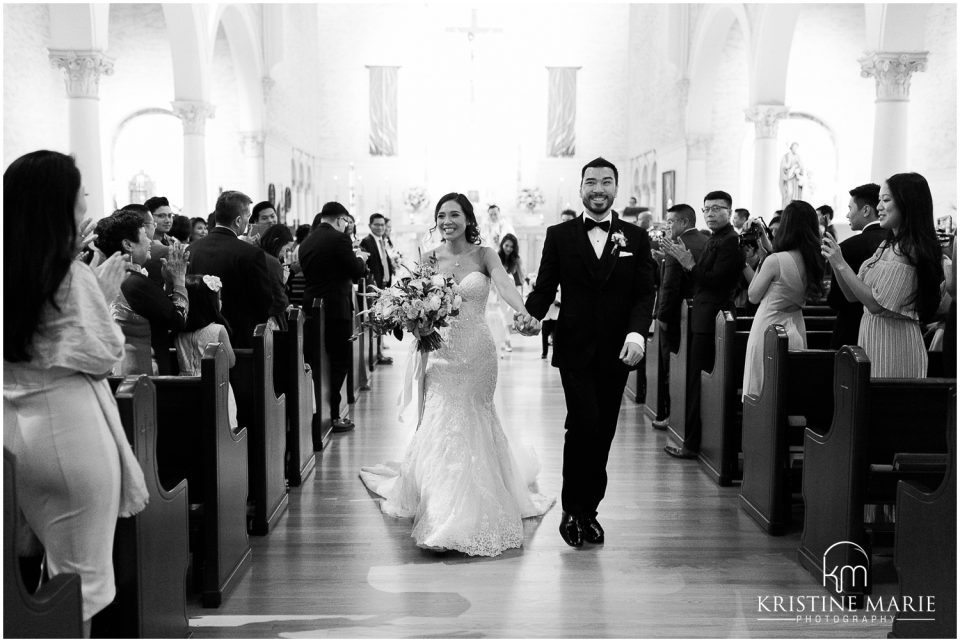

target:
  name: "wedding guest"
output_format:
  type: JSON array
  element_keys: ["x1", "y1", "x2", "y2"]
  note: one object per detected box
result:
[
  {"x1": 122, "y1": 202, "x2": 166, "y2": 285},
  {"x1": 360, "y1": 213, "x2": 394, "y2": 364},
  {"x1": 175, "y1": 275, "x2": 238, "y2": 427},
  {"x1": 742, "y1": 201, "x2": 824, "y2": 398},
  {"x1": 189, "y1": 216, "x2": 208, "y2": 243},
  {"x1": 823, "y1": 172, "x2": 944, "y2": 377},
  {"x1": 560, "y1": 209, "x2": 577, "y2": 223},
  {"x1": 145, "y1": 195, "x2": 175, "y2": 245},
  {"x1": 4, "y1": 150, "x2": 148, "y2": 635},
  {"x1": 188, "y1": 190, "x2": 274, "y2": 349},
  {"x1": 483, "y1": 204, "x2": 515, "y2": 248},
  {"x1": 660, "y1": 190, "x2": 744, "y2": 458},
  {"x1": 817, "y1": 205, "x2": 837, "y2": 240},
  {"x1": 169, "y1": 214, "x2": 191, "y2": 243},
  {"x1": 95, "y1": 211, "x2": 190, "y2": 375},
  {"x1": 299, "y1": 202, "x2": 369, "y2": 432},
  {"x1": 252, "y1": 201, "x2": 279, "y2": 227},
  {"x1": 495, "y1": 233, "x2": 525, "y2": 353},
  {"x1": 732, "y1": 208, "x2": 750, "y2": 234},
  {"x1": 828, "y1": 183, "x2": 884, "y2": 348},
  {"x1": 258, "y1": 223, "x2": 294, "y2": 330}
]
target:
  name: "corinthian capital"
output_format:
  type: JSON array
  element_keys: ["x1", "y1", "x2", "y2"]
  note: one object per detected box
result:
[
  {"x1": 48, "y1": 50, "x2": 114, "y2": 99},
  {"x1": 744, "y1": 104, "x2": 789, "y2": 139},
  {"x1": 171, "y1": 101, "x2": 216, "y2": 135},
  {"x1": 859, "y1": 51, "x2": 928, "y2": 101},
  {"x1": 239, "y1": 131, "x2": 265, "y2": 157}
]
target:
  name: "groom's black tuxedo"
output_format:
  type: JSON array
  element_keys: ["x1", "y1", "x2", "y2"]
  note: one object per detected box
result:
[{"x1": 526, "y1": 213, "x2": 656, "y2": 518}]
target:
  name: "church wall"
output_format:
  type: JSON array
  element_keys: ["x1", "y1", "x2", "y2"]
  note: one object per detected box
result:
[
  {"x1": 909, "y1": 2, "x2": 957, "y2": 218},
  {"x1": 706, "y1": 20, "x2": 749, "y2": 211},
  {"x1": 3, "y1": 4, "x2": 69, "y2": 167},
  {"x1": 783, "y1": 3, "x2": 876, "y2": 217},
  {"x1": 207, "y1": 23, "x2": 247, "y2": 207}
]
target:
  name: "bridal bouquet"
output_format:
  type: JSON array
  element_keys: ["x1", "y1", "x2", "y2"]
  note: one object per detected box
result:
[{"x1": 361, "y1": 255, "x2": 463, "y2": 352}]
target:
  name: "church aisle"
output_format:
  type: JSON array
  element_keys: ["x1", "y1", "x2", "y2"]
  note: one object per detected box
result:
[{"x1": 187, "y1": 335, "x2": 894, "y2": 639}]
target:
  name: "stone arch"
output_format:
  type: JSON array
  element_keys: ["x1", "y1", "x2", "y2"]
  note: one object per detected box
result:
[
  {"x1": 865, "y1": 3, "x2": 931, "y2": 51},
  {"x1": 749, "y1": 4, "x2": 801, "y2": 105},
  {"x1": 685, "y1": 4, "x2": 751, "y2": 133},
  {"x1": 211, "y1": 3, "x2": 264, "y2": 131},
  {"x1": 161, "y1": 4, "x2": 211, "y2": 102}
]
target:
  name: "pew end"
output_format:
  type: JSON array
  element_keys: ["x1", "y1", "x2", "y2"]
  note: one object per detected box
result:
[
  {"x1": 666, "y1": 301, "x2": 693, "y2": 445},
  {"x1": 307, "y1": 299, "x2": 334, "y2": 451},
  {"x1": 4, "y1": 449, "x2": 84, "y2": 639},
  {"x1": 699, "y1": 311, "x2": 744, "y2": 486},
  {"x1": 798, "y1": 346, "x2": 956, "y2": 601},
  {"x1": 276, "y1": 307, "x2": 318, "y2": 487}
]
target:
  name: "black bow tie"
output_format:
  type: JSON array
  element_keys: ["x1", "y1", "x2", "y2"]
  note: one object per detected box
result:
[{"x1": 584, "y1": 218, "x2": 610, "y2": 233}]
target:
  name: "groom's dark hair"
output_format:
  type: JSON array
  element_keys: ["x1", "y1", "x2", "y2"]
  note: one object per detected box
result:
[{"x1": 581, "y1": 157, "x2": 618, "y2": 184}]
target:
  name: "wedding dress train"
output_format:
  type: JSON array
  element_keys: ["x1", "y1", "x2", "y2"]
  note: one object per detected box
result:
[{"x1": 360, "y1": 271, "x2": 554, "y2": 556}]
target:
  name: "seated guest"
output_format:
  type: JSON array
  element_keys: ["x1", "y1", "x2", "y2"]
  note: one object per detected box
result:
[
  {"x1": 660, "y1": 190, "x2": 744, "y2": 458},
  {"x1": 828, "y1": 183, "x2": 884, "y2": 348},
  {"x1": 189, "y1": 216, "x2": 208, "y2": 243},
  {"x1": 96, "y1": 211, "x2": 189, "y2": 375},
  {"x1": 4, "y1": 150, "x2": 147, "y2": 634},
  {"x1": 823, "y1": 172, "x2": 944, "y2": 377},
  {"x1": 169, "y1": 214, "x2": 191, "y2": 243},
  {"x1": 145, "y1": 195, "x2": 176, "y2": 245},
  {"x1": 188, "y1": 191, "x2": 274, "y2": 348},
  {"x1": 258, "y1": 223, "x2": 294, "y2": 330},
  {"x1": 741, "y1": 201, "x2": 824, "y2": 398},
  {"x1": 176, "y1": 275, "x2": 238, "y2": 427}
]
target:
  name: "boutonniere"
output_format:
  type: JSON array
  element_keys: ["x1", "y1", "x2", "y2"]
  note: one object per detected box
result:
[
  {"x1": 610, "y1": 231, "x2": 628, "y2": 249},
  {"x1": 138, "y1": 266, "x2": 149, "y2": 277}
]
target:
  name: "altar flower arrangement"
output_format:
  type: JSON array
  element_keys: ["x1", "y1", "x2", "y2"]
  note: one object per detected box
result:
[
  {"x1": 361, "y1": 254, "x2": 463, "y2": 352},
  {"x1": 403, "y1": 186, "x2": 429, "y2": 212},
  {"x1": 517, "y1": 186, "x2": 545, "y2": 212}
]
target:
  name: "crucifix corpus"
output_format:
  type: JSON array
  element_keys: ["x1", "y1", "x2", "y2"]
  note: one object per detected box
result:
[{"x1": 445, "y1": 8, "x2": 502, "y2": 102}]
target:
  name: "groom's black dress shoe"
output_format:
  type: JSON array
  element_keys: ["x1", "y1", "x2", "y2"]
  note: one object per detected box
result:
[
  {"x1": 559, "y1": 512, "x2": 583, "y2": 547},
  {"x1": 664, "y1": 445, "x2": 698, "y2": 459},
  {"x1": 582, "y1": 517, "x2": 604, "y2": 544}
]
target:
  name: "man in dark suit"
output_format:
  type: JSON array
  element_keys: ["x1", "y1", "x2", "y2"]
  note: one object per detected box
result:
[
  {"x1": 651, "y1": 203, "x2": 707, "y2": 430},
  {"x1": 187, "y1": 190, "x2": 273, "y2": 349},
  {"x1": 360, "y1": 212, "x2": 394, "y2": 365},
  {"x1": 660, "y1": 190, "x2": 744, "y2": 459},
  {"x1": 299, "y1": 202, "x2": 369, "y2": 432},
  {"x1": 829, "y1": 183, "x2": 884, "y2": 348},
  {"x1": 525, "y1": 157, "x2": 656, "y2": 548}
]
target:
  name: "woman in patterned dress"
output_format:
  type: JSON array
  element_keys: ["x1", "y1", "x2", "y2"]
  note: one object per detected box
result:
[{"x1": 822, "y1": 172, "x2": 944, "y2": 377}]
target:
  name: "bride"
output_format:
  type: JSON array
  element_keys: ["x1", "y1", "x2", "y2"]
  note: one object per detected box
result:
[{"x1": 360, "y1": 192, "x2": 554, "y2": 556}]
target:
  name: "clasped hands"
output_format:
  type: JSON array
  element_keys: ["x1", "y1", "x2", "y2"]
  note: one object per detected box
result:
[{"x1": 513, "y1": 312, "x2": 541, "y2": 336}]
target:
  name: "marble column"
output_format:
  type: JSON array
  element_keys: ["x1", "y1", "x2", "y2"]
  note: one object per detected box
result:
[
  {"x1": 48, "y1": 49, "x2": 113, "y2": 218},
  {"x1": 745, "y1": 104, "x2": 789, "y2": 216},
  {"x1": 171, "y1": 100, "x2": 215, "y2": 216},
  {"x1": 685, "y1": 134, "x2": 711, "y2": 226},
  {"x1": 859, "y1": 51, "x2": 928, "y2": 183},
  {"x1": 239, "y1": 131, "x2": 265, "y2": 199}
]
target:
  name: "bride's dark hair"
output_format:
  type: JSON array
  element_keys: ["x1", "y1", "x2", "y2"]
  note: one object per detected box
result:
[{"x1": 431, "y1": 192, "x2": 482, "y2": 245}]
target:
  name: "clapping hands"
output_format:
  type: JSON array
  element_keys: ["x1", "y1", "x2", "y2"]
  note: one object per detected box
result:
[
  {"x1": 513, "y1": 312, "x2": 541, "y2": 336},
  {"x1": 660, "y1": 237, "x2": 695, "y2": 270}
]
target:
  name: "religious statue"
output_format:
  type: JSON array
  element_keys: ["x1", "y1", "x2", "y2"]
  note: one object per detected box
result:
[{"x1": 779, "y1": 142, "x2": 805, "y2": 206}]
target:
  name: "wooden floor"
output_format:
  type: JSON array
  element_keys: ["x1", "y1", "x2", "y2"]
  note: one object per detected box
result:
[{"x1": 188, "y1": 335, "x2": 899, "y2": 639}]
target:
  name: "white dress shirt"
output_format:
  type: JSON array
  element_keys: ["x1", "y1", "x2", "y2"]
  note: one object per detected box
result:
[{"x1": 580, "y1": 212, "x2": 645, "y2": 351}]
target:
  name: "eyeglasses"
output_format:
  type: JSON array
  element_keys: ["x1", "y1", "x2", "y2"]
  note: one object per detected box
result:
[{"x1": 702, "y1": 205, "x2": 730, "y2": 214}]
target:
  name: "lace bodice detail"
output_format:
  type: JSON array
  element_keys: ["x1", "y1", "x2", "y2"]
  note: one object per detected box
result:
[{"x1": 360, "y1": 271, "x2": 553, "y2": 556}]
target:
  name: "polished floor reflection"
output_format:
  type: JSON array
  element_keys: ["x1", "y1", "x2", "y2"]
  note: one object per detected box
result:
[{"x1": 188, "y1": 335, "x2": 897, "y2": 639}]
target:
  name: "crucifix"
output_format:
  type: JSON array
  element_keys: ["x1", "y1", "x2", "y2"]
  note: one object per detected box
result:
[{"x1": 446, "y1": 8, "x2": 501, "y2": 102}]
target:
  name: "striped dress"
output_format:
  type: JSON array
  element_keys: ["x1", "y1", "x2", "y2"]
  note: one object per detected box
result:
[{"x1": 857, "y1": 243, "x2": 927, "y2": 378}]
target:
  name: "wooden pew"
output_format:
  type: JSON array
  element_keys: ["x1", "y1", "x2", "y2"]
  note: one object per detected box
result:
[
  {"x1": 891, "y1": 393, "x2": 956, "y2": 638},
  {"x1": 701, "y1": 311, "x2": 838, "y2": 486},
  {"x1": 356, "y1": 280, "x2": 371, "y2": 393},
  {"x1": 4, "y1": 449, "x2": 84, "y2": 638},
  {"x1": 94, "y1": 376, "x2": 189, "y2": 638},
  {"x1": 152, "y1": 343, "x2": 251, "y2": 608},
  {"x1": 798, "y1": 346, "x2": 955, "y2": 598},
  {"x1": 306, "y1": 299, "x2": 334, "y2": 451},
  {"x1": 633, "y1": 321, "x2": 660, "y2": 413},
  {"x1": 698, "y1": 312, "x2": 748, "y2": 486},
  {"x1": 738, "y1": 325, "x2": 835, "y2": 534},
  {"x1": 232, "y1": 324, "x2": 289, "y2": 536},
  {"x1": 666, "y1": 301, "x2": 693, "y2": 445},
  {"x1": 274, "y1": 307, "x2": 318, "y2": 487}
]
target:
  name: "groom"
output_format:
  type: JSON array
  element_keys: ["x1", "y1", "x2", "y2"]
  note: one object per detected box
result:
[{"x1": 522, "y1": 157, "x2": 656, "y2": 547}]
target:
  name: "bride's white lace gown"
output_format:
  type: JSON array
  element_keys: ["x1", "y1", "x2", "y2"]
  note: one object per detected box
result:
[{"x1": 360, "y1": 272, "x2": 554, "y2": 556}]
